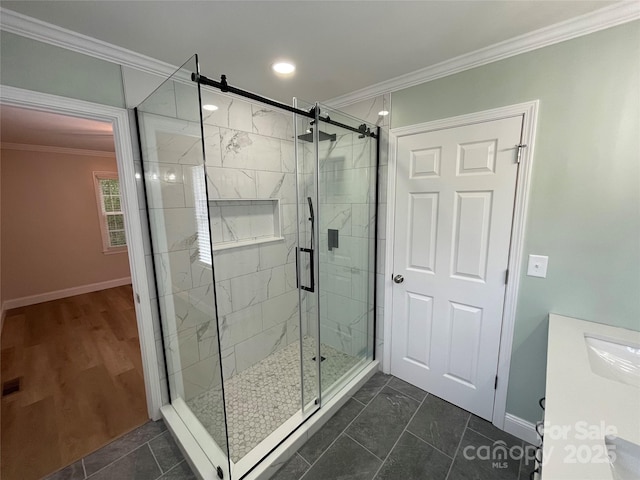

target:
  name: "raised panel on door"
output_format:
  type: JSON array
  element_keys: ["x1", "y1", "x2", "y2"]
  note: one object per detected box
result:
[
  {"x1": 451, "y1": 191, "x2": 492, "y2": 282},
  {"x1": 444, "y1": 301, "x2": 483, "y2": 388},
  {"x1": 410, "y1": 147, "x2": 441, "y2": 178},
  {"x1": 456, "y1": 139, "x2": 497, "y2": 175},
  {"x1": 404, "y1": 292, "x2": 434, "y2": 368},
  {"x1": 407, "y1": 193, "x2": 438, "y2": 273}
]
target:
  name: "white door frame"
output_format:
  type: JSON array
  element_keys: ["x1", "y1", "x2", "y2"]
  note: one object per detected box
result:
[
  {"x1": 383, "y1": 101, "x2": 539, "y2": 429},
  {"x1": 0, "y1": 85, "x2": 163, "y2": 420}
]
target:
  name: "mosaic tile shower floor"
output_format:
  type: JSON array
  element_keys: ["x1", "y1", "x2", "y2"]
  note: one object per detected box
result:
[{"x1": 187, "y1": 337, "x2": 361, "y2": 461}]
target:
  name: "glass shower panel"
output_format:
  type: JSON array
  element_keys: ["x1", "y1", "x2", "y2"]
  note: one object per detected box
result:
[
  {"x1": 316, "y1": 105, "x2": 377, "y2": 400},
  {"x1": 294, "y1": 99, "x2": 322, "y2": 413},
  {"x1": 136, "y1": 56, "x2": 230, "y2": 473}
]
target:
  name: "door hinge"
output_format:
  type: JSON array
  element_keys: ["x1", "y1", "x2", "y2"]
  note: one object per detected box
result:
[
  {"x1": 505, "y1": 269, "x2": 509, "y2": 285},
  {"x1": 495, "y1": 375, "x2": 498, "y2": 390},
  {"x1": 515, "y1": 144, "x2": 527, "y2": 164},
  {"x1": 136, "y1": 293, "x2": 141, "y2": 303}
]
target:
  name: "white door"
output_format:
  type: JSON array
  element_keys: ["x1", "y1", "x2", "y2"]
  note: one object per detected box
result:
[{"x1": 390, "y1": 116, "x2": 523, "y2": 419}]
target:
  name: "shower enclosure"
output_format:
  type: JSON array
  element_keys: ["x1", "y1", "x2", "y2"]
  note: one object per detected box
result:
[{"x1": 136, "y1": 55, "x2": 378, "y2": 479}]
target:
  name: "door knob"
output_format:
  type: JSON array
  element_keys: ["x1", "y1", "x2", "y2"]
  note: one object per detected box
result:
[{"x1": 393, "y1": 274, "x2": 404, "y2": 284}]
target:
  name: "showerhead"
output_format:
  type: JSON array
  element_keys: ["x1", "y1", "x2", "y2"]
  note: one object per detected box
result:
[{"x1": 297, "y1": 127, "x2": 336, "y2": 143}]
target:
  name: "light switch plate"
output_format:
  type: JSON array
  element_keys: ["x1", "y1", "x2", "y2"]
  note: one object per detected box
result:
[{"x1": 527, "y1": 255, "x2": 549, "y2": 278}]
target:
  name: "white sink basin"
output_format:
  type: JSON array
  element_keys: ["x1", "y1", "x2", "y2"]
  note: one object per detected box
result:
[
  {"x1": 606, "y1": 436, "x2": 640, "y2": 480},
  {"x1": 585, "y1": 335, "x2": 640, "y2": 388}
]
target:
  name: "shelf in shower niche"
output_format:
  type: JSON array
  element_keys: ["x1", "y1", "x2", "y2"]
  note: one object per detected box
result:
[
  {"x1": 212, "y1": 236, "x2": 285, "y2": 251},
  {"x1": 209, "y1": 198, "x2": 283, "y2": 250}
]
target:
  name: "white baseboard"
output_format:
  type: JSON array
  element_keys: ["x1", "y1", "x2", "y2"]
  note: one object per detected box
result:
[
  {"x1": 504, "y1": 413, "x2": 540, "y2": 446},
  {"x1": 2, "y1": 276, "x2": 132, "y2": 310}
]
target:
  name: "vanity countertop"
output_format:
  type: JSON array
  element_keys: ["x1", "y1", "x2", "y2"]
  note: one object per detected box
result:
[{"x1": 543, "y1": 314, "x2": 640, "y2": 480}]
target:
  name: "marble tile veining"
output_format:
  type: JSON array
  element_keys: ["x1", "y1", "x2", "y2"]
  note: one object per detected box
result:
[
  {"x1": 256, "y1": 171, "x2": 297, "y2": 205},
  {"x1": 251, "y1": 106, "x2": 294, "y2": 140},
  {"x1": 155, "y1": 132, "x2": 202, "y2": 166},
  {"x1": 201, "y1": 91, "x2": 253, "y2": 133},
  {"x1": 220, "y1": 129, "x2": 282, "y2": 172},
  {"x1": 206, "y1": 167, "x2": 257, "y2": 199},
  {"x1": 148, "y1": 208, "x2": 197, "y2": 253},
  {"x1": 154, "y1": 250, "x2": 192, "y2": 296}
]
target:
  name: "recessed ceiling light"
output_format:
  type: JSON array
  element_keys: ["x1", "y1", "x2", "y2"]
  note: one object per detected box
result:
[
  {"x1": 272, "y1": 62, "x2": 296, "y2": 75},
  {"x1": 203, "y1": 104, "x2": 218, "y2": 111},
  {"x1": 378, "y1": 110, "x2": 389, "y2": 116}
]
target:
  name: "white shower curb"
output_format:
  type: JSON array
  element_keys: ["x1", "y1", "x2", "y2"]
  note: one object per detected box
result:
[{"x1": 162, "y1": 360, "x2": 380, "y2": 480}]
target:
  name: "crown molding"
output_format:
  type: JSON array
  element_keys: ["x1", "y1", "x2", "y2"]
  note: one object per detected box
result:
[
  {"x1": 0, "y1": 7, "x2": 178, "y2": 78},
  {"x1": 1, "y1": 3, "x2": 638, "y2": 108},
  {"x1": 326, "y1": 1, "x2": 640, "y2": 108},
  {"x1": 1, "y1": 142, "x2": 115, "y2": 157}
]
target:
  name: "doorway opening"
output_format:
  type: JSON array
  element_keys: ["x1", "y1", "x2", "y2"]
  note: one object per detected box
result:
[{"x1": 0, "y1": 105, "x2": 148, "y2": 480}]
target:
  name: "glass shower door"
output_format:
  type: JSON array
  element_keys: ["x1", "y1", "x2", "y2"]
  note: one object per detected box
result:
[{"x1": 136, "y1": 55, "x2": 230, "y2": 478}]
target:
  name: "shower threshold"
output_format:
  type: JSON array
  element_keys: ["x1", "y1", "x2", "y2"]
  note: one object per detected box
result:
[
  {"x1": 187, "y1": 337, "x2": 361, "y2": 462},
  {"x1": 161, "y1": 350, "x2": 378, "y2": 480}
]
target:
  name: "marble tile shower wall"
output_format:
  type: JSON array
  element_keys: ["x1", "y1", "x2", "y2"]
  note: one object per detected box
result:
[
  {"x1": 332, "y1": 94, "x2": 391, "y2": 358},
  {"x1": 200, "y1": 90, "x2": 303, "y2": 378}
]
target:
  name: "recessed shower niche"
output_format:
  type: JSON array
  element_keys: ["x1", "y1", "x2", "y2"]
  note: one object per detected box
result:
[
  {"x1": 209, "y1": 199, "x2": 282, "y2": 249},
  {"x1": 136, "y1": 55, "x2": 379, "y2": 479}
]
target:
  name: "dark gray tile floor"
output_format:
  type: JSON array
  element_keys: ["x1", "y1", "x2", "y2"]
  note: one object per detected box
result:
[
  {"x1": 44, "y1": 421, "x2": 195, "y2": 480},
  {"x1": 273, "y1": 372, "x2": 536, "y2": 480},
  {"x1": 43, "y1": 373, "x2": 536, "y2": 480}
]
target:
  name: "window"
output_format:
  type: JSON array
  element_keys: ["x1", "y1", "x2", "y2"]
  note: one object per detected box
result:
[
  {"x1": 192, "y1": 166, "x2": 212, "y2": 264},
  {"x1": 94, "y1": 172, "x2": 127, "y2": 253}
]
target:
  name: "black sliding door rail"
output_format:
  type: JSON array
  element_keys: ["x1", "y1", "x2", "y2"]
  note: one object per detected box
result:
[{"x1": 191, "y1": 73, "x2": 377, "y2": 139}]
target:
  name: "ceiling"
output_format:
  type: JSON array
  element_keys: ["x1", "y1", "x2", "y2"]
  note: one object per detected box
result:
[
  {"x1": 2, "y1": 1, "x2": 617, "y2": 103},
  {"x1": 0, "y1": 105, "x2": 115, "y2": 152}
]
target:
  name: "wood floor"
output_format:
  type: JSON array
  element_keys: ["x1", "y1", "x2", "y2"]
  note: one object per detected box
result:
[{"x1": 1, "y1": 285, "x2": 149, "y2": 480}]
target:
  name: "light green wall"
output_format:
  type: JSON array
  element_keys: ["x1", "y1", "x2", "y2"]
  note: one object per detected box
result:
[
  {"x1": 0, "y1": 31, "x2": 125, "y2": 107},
  {"x1": 392, "y1": 21, "x2": 640, "y2": 423}
]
